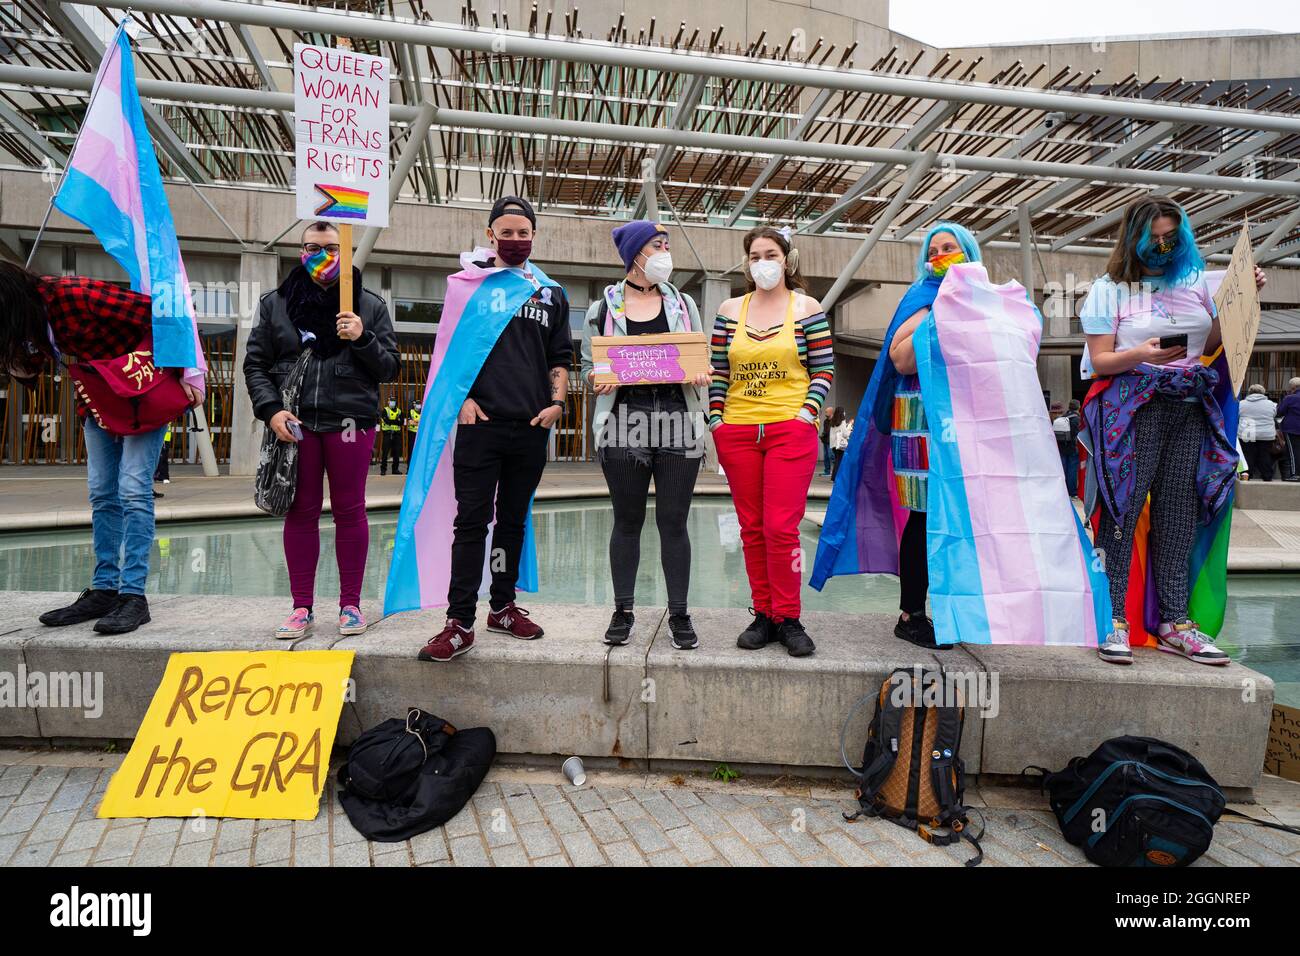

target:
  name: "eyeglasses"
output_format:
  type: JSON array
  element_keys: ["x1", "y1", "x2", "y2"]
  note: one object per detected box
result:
[{"x1": 303, "y1": 244, "x2": 341, "y2": 255}]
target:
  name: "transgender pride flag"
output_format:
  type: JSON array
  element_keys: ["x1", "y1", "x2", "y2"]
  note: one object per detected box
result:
[{"x1": 52, "y1": 20, "x2": 205, "y2": 389}]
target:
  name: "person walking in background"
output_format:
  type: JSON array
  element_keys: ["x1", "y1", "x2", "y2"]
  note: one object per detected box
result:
[
  {"x1": 1079, "y1": 196, "x2": 1265, "y2": 666},
  {"x1": 379, "y1": 397, "x2": 405, "y2": 475},
  {"x1": 710, "y1": 225, "x2": 832, "y2": 658},
  {"x1": 1278, "y1": 377, "x2": 1300, "y2": 481},
  {"x1": 244, "y1": 221, "x2": 399, "y2": 639},
  {"x1": 154, "y1": 421, "x2": 172, "y2": 486},
  {"x1": 1052, "y1": 400, "x2": 1081, "y2": 497},
  {"x1": 820, "y1": 405, "x2": 835, "y2": 476},
  {"x1": 1238, "y1": 384, "x2": 1278, "y2": 482},
  {"x1": 829, "y1": 406, "x2": 851, "y2": 480},
  {"x1": 580, "y1": 220, "x2": 710, "y2": 650},
  {"x1": 0, "y1": 262, "x2": 203, "y2": 635},
  {"x1": 406, "y1": 399, "x2": 422, "y2": 467}
]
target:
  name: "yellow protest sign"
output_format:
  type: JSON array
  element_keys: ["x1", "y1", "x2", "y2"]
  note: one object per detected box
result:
[
  {"x1": 1212, "y1": 221, "x2": 1261, "y2": 396},
  {"x1": 98, "y1": 650, "x2": 354, "y2": 821}
]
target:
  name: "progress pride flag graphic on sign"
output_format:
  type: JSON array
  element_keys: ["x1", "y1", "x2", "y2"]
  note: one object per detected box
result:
[{"x1": 293, "y1": 43, "x2": 390, "y2": 227}]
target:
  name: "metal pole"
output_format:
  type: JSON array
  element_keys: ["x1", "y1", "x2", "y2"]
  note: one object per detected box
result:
[
  {"x1": 354, "y1": 100, "x2": 438, "y2": 270},
  {"x1": 822, "y1": 152, "x2": 936, "y2": 313},
  {"x1": 85, "y1": 0, "x2": 1300, "y2": 136},
  {"x1": 1018, "y1": 202, "x2": 1034, "y2": 296},
  {"x1": 10, "y1": 65, "x2": 1300, "y2": 198}
]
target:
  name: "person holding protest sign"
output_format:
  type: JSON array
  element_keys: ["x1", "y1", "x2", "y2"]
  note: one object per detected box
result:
[
  {"x1": 1079, "y1": 197, "x2": 1266, "y2": 666},
  {"x1": 0, "y1": 262, "x2": 203, "y2": 634},
  {"x1": 579, "y1": 220, "x2": 710, "y2": 649},
  {"x1": 389, "y1": 197, "x2": 571, "y2": 663},
  {"x1": 709, "y1": 226, "x2": 832, "y2": 658},
  {"x1": 244, "y1": 221, "x2": 399, "y2": 639}
]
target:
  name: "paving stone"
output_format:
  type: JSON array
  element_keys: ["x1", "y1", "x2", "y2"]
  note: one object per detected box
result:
[
  {"x1": 601, "y1": 841, "x2": 647, "y2": 866},
  {"x1": 1222, "y1": 837, "x2": 1292, "y2": 867},
  {"x1": 331, "y1": 841, "x2": 371, "y2": 867},
  {"x1": 816, "y1": 830, "x2": 877, "y2": 867},
  {"x1": 14, "y1": 767, "x2": 67, "y2": 805},
  {"x1": 47, "y1": 780, "x2": 95, "y2": 814},
  {"x1": 664, "y1": 788, "x2": 703, "y2": 810},
  {"x1": 1220, "y1": 822, "x2": 1300, "y2": 856},
  {"x1": 491, "y1": 844, "x2": 529, "y2": 867},
  {"x1": 582, "y1": 809, "x2": 628, "y2": 845},
  {"x1": 775, "y1": 823, "x2": 826, "y2": 859},
  {"x1": 665, "y1": 825, "x2": 717, "y2": 864},
  {"x1": 610, "y1": 798, "x2": 650, "y2": 823},
  {"x1": 253, "y1": 827, "x2": 293, "y2": 865},
  {"x1": 0, "y1": 832, "x2": 27, "y2": 865},
  {"x1": 10, "y1": 840, "x2": 59, "y2": 866},
  {"x1": 560, "y1": 830, "x2": 606, "y2": 866},
  {"x1": 132, "y1": 834, "x2": 180, "y2": 867},
  {"x1": 293, "y1": 834, "x2": 330, "y2": 867},
  {"x1": 568, "y1": 788, "x2": 607, "y2": 813},
  {"x1": 758, "y1": 842, "x2": 801, "y2": 867},
  {"x1": 638, "y1": 794, "x2": 689, "y2": 830},
  {"x1": 682, "y1": 802, "x2": 731, "y2": 838},
  {"x1": 410, "y1": 829, "x2": 449, "y2": 864},
  {"x1": 294, "y1": 814, "x2": 330, "y2": 838},
  {"x1": 542, "y1": 800, "x2": 585, "y2": 835},
  {"x1": 517, "y1": 821, "x2": 562, "y2": 859},
  {"x1": 648, "y1": 849, "x2": 688, "y2": 866},
  {"x1": 448, "y1": 835, "x2": 489, "y2": 867},
  {"x1": 529, "y1": 784, "x2": 566, "y2": 806},
  {"x1": 143, "y1": 817, "x2": 184, "y2": 838},
  {"x1": 0, "y1": 766, "x2": 37, "y2": 797},
  {"x1": 26, "y1": 808, "x2": 77, "y2": 846},
  {"x1": 533, "y1": 854, "x2": 571, "y2": 866},
  {"x1": 170, "y1": 841, "x2": 215, "y2": 867},
  {"x1": 503, "y1": 789, "x2": 544, "y2": 825},
  {"x1": 624, "y1": 816, "x2": 673, "y2": 855},
  {"x1": 213, "y1": 849, "x2": 253, "y2": 867},
  {"x1": 713, "y1": 834, "x2": 764, "y2": 867},
  {"x1": 699, "y1": 791, "x2": 743, "y2": 812},
  {"x1": 0, "y1": 802, "x2": 44, "y2": 837},
  {"x1": 61, "y1": 819, "x2": 108, "y2": 854},
  {"x1": 443, "y1": 806, "x2": 481, "y2": 838},
  {"x1": 51, "y1": 849, "x2": 94, "y2": 866},
  {"x1": 482, "y1": 809, "x2": 518, "y2": 848},
  {"x1": 724, "y1": 810, "x2": 777, "y2": 846},
  {"x1": 373, "y1": 848, "x2": 412, "y2": 867},
  {"x1": 215, "y1": 819, "x2": 255, "y2": 854},
  {"x1": 93, "y1": 823, "x2": 144, "y2": 861}
]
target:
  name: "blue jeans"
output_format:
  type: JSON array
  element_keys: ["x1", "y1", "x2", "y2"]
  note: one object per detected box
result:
[
  {"x1": 83, "y1": 418, "x2": 167, "y2": 595},
  {"x1": 1060, "y1": 446, "x2": 1079, "y2": 497}
]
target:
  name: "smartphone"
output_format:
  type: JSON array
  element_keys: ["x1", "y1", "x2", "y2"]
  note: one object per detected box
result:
[
  {"x1": 1159, "y1": 333, "x2": 1188, "y2": 350},
  {"x1": 286, "y1": 421, "x2": 303, "y2": 441}
]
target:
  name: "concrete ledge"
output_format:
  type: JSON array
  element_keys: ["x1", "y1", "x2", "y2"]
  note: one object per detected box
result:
[
  {"x1": 1235, "y1": 480, "x2": 1300, "y2": 512},
  {"x1": 0, "y1": 592, "x2": 1272, "y2": 790}
]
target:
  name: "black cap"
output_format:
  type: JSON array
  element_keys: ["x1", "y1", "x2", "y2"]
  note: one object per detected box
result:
[{"x1": 488, "y1": 195, "x2": 536, "y2": 228}]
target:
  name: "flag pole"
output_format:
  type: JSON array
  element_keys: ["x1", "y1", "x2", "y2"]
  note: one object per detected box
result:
[
  {"x1": 24, "y1": 17, "x2": 132, "y2": 269},
  {"x1": 336, "y1": 36, "x2": 354, "y2": 317}
]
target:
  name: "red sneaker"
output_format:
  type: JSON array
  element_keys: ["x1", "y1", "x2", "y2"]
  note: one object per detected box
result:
[
  {"x1": 417, "y1": 619, "x2": 475, "y2": 662},
  {"x1": 486, "y1": 603, "x2": 545, "y2": 640}
]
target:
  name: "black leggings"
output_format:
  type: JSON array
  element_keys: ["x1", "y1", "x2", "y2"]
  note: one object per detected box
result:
[
  {"x1": 899, "y1": 510, "x2": 928, "y2": 615},
  {"x1": 601, "y1": 451, "x2": 700, "y2": 614}
]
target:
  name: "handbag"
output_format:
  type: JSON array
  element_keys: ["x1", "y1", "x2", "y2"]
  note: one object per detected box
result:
[
  {"x1": 70, "y1": 333, "x2": 190, "y2": 436},
  {"x1": 253, "y1": 350, "x2": 312, "y2": 517}
]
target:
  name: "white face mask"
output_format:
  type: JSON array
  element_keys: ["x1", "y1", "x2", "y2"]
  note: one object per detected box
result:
[
  {"x1": 750, "y1": 259, "x2": 784, "y2": 291},
  {"x1": 641, "y1": 252, "x2": 673, "y2": 286}
]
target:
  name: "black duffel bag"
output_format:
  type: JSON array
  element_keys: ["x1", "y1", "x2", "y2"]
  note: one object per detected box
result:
[
  {"x1": 1031, "y1": 736, "x2": 1225, "y2": 867},
  {"x1": 337, "y1": 708, "x2": 496, "y2": 843}
]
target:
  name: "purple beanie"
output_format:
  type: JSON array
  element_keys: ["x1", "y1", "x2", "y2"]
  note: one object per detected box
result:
[{"x1": 611, "y1": 220, "x2": 667, "y2": 274}]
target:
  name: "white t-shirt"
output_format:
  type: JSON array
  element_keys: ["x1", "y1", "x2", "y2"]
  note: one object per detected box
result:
[{"x1": 1078, "y1": 273, "x2": 1216, "y2": 378}]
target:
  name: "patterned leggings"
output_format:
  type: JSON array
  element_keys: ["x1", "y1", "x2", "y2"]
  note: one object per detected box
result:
[{"x1": 1098, "y1": 396, "x2": 1207, "y2": 622}]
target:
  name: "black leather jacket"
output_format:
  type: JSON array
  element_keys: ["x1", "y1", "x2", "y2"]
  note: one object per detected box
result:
[{"x1": 243, "y1": 268, "x2": 399, "y2": 432}]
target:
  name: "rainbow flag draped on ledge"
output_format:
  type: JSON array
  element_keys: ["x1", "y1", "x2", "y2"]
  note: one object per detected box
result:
[
  {"x1": 383, "y1": 251, "x2": 556, "y2": 615},
  {"x1": 813, "y1": 263, "x2": 1111, "y2": 646},
  {"x1": 52, "y1": 19, "x2": 205, "y2": 391}
]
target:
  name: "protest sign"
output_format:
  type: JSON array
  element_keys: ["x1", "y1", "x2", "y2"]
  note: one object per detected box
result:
[
  {"x1": 590, "y1": 332, "x2": 710, "y2": 385},
  {"x1": 98, "y1": 650, "x2": 354, "y2": 820},
  {"x1": 1212, "y1": 222, "x2": 1261, "y2": 396},
  {"x1": 1266, "y1": 703, "x2": 1300, "y2": 783}
]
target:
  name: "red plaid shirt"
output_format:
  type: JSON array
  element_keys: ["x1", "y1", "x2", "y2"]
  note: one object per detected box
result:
[{"x1": 38, "y1": 275, "x2": 151, "y2": 361}]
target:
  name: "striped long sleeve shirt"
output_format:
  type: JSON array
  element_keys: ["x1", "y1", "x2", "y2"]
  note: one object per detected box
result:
[{"x1": 709, "y1": 309, "x2": 834, "y2": 426}]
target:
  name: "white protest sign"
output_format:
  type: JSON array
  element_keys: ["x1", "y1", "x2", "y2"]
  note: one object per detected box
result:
[
  {"x1": 293, "y1": 43, "x2": 390, "y2": 228},
  {"x1": 1212, "y1": 222, "x2": 1261, "y2": 396}
]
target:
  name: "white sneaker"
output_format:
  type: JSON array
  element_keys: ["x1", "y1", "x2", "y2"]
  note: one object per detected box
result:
[
  {"x1": 1156, "y1": 620, "x2": 1230, "y2": 666},
  {"x1": 1098, "y1": 618, "x2": 1133, "y2": 665}
]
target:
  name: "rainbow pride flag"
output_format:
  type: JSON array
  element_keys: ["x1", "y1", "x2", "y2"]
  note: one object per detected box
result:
[
  {"x1": 383, "y1": 252, "x2": 559, "y2": 615},
  {"x1": 314, "y1": 184, "x2": 370, "y2": 220}
]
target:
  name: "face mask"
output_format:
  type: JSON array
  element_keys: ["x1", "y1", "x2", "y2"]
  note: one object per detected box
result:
[
  {"x1": 493, "y1": 236, "x2": 532, "y2": 267},
  {"x1": 388, "y1": 401, "x2": 396, "y2": 408},
  {"x1": 750, "y1": 259, "x2": 784, "y2": 291},
  {"x1": 301, "y1": 247, "x2": 341, "y2": 283},
  {"x1": 1139, "y1": 234, "x2": 1178, "y2": 267},
  {"x1": 927, "y1": 251, "x2": 965, "y2": 277},
  {"x1": 640, "y1": 252, "x2": 673, "y2": 286}
]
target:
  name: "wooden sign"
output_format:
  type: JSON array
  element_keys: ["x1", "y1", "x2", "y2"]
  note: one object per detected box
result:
[
  {"x1": 98, "y1": 650, "x2": 354, "y2": 820},
  {"x1": 1212, "y1": 222, "x2": 1261, "y2": 396},
  {"x1": 1265, "y1": 703, "x2": 1300, "y2": 783},
  {"x1": 591, "y1": 332, "x2": 710, "y2": 386}
]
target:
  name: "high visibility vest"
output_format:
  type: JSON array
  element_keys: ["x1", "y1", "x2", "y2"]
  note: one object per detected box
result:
[
  {"x1": 407, "y1": 409, "x2": 420, "y2": 433},
  {"x1": 381, "y1": 406, "x2": 403, "y2": 431}
]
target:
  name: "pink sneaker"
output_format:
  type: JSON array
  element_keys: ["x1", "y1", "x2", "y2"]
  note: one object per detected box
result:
[
  {"x1": 275, "y1": 607, "x2": 313, "y2": 639},
  {"x1": 338, "y1": 605, "x2": 367, "y2": 636},
  {"x1": 1156, "y1": 620, "x2": 1230, "y2": 666}
]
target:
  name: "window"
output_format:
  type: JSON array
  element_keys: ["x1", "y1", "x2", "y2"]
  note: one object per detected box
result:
[{"x1": 395, "y1": 299, "x2": 442, "y2": 327}]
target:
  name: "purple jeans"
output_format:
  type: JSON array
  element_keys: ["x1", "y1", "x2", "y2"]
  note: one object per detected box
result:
[{"x1": 284, "y1": 427, "x2": 375, "y2": 609}]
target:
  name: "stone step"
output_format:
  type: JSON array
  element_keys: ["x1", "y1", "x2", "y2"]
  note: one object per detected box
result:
[{"x1": 0, "y1": 591, "x2": 1272, "y2": 791}]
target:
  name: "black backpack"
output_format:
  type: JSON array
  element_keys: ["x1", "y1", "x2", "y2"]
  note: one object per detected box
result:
[
  {"x1": 842, "y1": 668, "x2": 983, "y2": 865},
  {"x1": 337, "y1": 708, "x2": 496, "y2": 842},
  {"x1": 1031, "y1": 736, "x2": 1225, "y2": 867}
]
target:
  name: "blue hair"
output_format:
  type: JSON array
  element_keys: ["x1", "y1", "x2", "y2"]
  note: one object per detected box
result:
[
  {"x1": 1134, "y1": 208, "x2": 1203, "y2": 286},
  {"x1": 917, "y1": 221, "x2": 982, "y2": 280}
]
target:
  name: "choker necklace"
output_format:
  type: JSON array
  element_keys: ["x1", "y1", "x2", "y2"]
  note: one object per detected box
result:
[{"x1": 625, "y1": 279, "x2": 651, "y2": 293}]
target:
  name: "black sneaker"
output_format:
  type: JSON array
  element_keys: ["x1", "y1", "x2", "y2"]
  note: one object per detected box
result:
[
  {"x1": 776, "y1": 618, "x2": 815, "y2": 657},
  {"x1": 39, "y1": 588, "x2": 119, "y2": 627},
  {"x1": 93, "y1": 594, "x2": 151, "y2": 635},
  {"x1": 604, "y1": 609, "x2": 634, "y2": 646},
  {"x1": 668, "y1": 613, "x2": 698, "y2": 650},
  {"x1": 737, "y1": 608, "x2": 775, "y2": 650},
  {"x1": 894, "y1": 613, "x2": 951, "y2": 649}
]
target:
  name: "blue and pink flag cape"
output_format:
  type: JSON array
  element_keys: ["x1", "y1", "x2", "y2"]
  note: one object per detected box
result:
[
  {"x1": 52, "y1": 20, "x2": 205, "y2": 392},
  {"x1": 811, "y1": 263, "x2": 1111, "y2": 645},
  {"x1": 383, "y1": 251, "x2": 556, "y2": 615}
]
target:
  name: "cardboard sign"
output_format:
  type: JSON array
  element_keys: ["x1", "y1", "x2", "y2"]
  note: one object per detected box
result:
[
  {"x1": 591, "y1": 332, "x2": 710, "y2": 385},
  {"x1": 1212, "y1": 222, "x2": 1261, "y2": 396},
  {"x1": 98, "y1": 651, "x2": 354, "y2": 820},
  {"x1": 1265, "y1": 703, "x2": 1300, "y2": 783},
  {"x1": 294, "y1": 43, "x2": 390, "y2": 228}
]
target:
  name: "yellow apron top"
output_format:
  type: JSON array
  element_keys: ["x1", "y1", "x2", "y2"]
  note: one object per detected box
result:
[{"x1": 723, "y1": 292, "x2": 810, "y2": 425}]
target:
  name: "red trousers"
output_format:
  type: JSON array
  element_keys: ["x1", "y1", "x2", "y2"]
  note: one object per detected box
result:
[{"x1": 713, "y1": 418, "x2": 819, "y2": 621}]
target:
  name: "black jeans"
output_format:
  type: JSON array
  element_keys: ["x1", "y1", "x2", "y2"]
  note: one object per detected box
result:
[
  {"x1": 899, "y1": 510, "x2": 928, "y2": 615},
  {"x1": 1243, "y1": 439, "x2": 1276, "y2": 481},
  {"x1": 447, "y1": 419, "x2": 550, "y2": 624},
  {"x1": 380, "y1": 429, "x2": 402, "y2": 474}
]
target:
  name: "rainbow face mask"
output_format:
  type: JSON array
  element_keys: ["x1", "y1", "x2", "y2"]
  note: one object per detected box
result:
[
  {"x1": 927, "y1": 251, "x2": 965, "y2": 277},
  {"x1": 301, "y1": 247, "x2": 341, "y2": 283}
]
